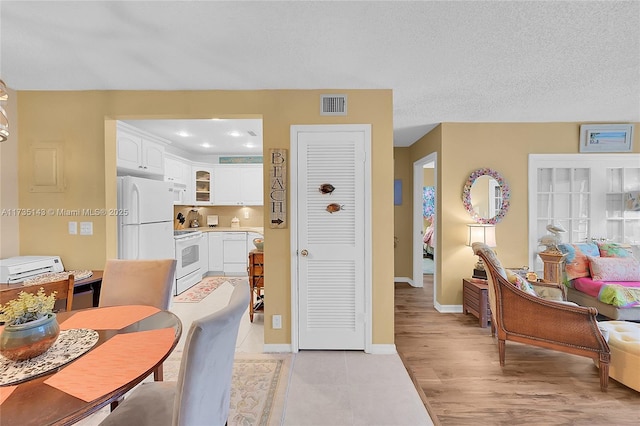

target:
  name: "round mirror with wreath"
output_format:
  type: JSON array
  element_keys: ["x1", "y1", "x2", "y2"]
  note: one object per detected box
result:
[{"x1": 462, "y1": 168, "x2": 510, "y2": 224}]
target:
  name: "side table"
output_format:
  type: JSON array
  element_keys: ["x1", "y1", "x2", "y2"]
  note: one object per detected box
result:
[{"x1": 462, "y1": 278, "x2": 491, "y2": 328}]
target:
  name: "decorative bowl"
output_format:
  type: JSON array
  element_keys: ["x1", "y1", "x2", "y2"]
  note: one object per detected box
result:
[
  {"x1": 253, "y1": 238, "x2": 264, "y2": 251},
  {"x1": 0, "y1": 313, "x2": 60, "y2": 361}
]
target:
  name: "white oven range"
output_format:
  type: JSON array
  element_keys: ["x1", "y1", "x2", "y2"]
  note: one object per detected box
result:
[{"x1": 174, "y1": 230, "x2": 203, "y2": 295}]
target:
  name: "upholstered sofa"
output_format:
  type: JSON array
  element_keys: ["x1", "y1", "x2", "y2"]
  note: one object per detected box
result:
[{"x1": 558, "y1": 242, "x2": 640, "y2": 321}]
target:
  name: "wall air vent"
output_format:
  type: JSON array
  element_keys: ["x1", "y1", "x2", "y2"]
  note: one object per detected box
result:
[{"x1": 320, "y1": 94, "x2": 347, "y2": 116}]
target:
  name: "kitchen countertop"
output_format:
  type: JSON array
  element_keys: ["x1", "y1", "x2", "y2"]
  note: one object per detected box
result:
[{"x1": 181, "y1": 226, "x2": 264, "y2": 234}]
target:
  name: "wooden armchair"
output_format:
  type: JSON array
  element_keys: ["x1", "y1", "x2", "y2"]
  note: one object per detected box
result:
[
  {"x1": 0, "y1": 275, "x2": 75, "y2": 312},
  {"x1": 472, "y1": 243, "x2": 611, "y2": 391}
]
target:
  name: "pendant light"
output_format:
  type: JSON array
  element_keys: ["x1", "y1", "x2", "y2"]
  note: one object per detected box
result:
[{"x1": 0, "y1": 79, "x2": 8, "y2": 142}]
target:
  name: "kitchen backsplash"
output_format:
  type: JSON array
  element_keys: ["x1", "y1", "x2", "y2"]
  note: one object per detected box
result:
[{"x1": 174, "y1": 205, "x2": 264, "y2": 229}]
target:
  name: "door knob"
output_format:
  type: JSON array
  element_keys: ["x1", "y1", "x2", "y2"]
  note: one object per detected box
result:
[{"x1": 300, "y1": 249, "x2": 308, "y2": 257}]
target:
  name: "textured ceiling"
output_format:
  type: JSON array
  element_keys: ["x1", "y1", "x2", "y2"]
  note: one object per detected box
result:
[{"x1": 1, "y1": 1, "x2": 639, "y2": 147}]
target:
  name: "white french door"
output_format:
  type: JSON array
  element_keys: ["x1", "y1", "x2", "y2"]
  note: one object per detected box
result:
[
  {"x1": 292, "y1": 125, "x2": 369, "y2": 350},
  {"x1": 528, "y1": 154, "x2": 640, "y2": 271}
]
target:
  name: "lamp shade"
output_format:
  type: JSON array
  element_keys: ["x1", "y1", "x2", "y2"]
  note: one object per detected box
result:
[{"x1": 467, "y1": 224, "x2": 496, "y2": 247}]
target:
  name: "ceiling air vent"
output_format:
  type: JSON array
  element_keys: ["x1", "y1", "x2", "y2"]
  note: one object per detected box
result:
[
  {"x1": 247, "y1": 130, "x2": 257, "y2": 137},
  {"x1": 320, "y1": 94, "x2": 347, "y2": 116}
]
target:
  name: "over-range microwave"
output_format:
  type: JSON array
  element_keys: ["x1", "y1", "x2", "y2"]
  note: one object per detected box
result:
[{"x1": 170, "y1": 182, "x2": 188, "y2": 205}]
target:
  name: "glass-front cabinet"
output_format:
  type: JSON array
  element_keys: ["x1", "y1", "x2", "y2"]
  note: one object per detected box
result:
[
  {"x1": 193, "y1": 167, "x2": 214, "y2": 205},
  {"x1": 529, "y1": 154, "x2": 640, "y2": 271}
]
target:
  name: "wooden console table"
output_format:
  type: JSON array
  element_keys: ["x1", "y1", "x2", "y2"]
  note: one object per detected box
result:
[
  {"x1": 462, "y1": 278, "x2": 491, "y2": 328},
  {"x1": 248, "y1": 250, "x2": 264, "y2": 322}
]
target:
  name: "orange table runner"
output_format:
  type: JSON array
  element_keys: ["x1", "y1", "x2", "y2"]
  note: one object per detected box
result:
[
  {"x1": 44, "y1": 328, "x2": 175, "y2": 402},
  {"x1": 59, "y1": 305, "x2": 160, "y2": 330},
  {"x1": 0, "y1": 386, "x2": 17, "y2": 406}
]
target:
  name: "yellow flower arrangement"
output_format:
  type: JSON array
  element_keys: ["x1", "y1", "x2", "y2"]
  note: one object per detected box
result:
[{"x1": 0, "y1": 288, "x2": 57, "y2": 326}]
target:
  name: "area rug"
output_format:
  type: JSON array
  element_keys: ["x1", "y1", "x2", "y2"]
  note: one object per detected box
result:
[
  {"x1": 173, "y1": 276, "x2": 245, "y2": 303},
  {"x1": 163, "y1": 352, "x2": 291, "y2": 426}
]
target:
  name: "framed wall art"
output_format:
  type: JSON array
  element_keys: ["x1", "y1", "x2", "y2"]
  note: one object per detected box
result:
[{"x1": 579, "y1": 124, "x2": 634, "y2": 153}]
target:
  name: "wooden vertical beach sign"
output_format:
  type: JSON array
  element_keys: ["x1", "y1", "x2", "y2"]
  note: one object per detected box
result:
[{"x1": 269, "y1": 148, "x2": 287, "y2": 228}]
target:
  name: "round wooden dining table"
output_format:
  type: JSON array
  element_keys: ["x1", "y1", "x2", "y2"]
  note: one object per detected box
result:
[{"x1": 0, "y1": 305, "x2": 182, "y2": 426}]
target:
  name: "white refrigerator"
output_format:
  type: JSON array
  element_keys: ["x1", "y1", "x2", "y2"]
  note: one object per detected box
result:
[{"x1": 118, "y1": 176, "x2": 175, "y2": 260}]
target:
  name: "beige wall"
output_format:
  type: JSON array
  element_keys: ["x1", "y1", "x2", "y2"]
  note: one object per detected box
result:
[
  {"x1": 393, "y1": 147, "x2": 412, "y2": 277},
  {"x1": 0, "y1": 86, "x2": 19, "y2": 258},
  {"x1": 398, "y1": 122, "x2": 640, "y2": 306},
  {"x1": 14, "y1": 89, "x2": 395, "y2": 346}
]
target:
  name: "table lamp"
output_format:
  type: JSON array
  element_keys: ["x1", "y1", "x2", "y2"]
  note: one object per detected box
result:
[{"x1": 467, "y1": 224, "x2": 496, "y2": 279}]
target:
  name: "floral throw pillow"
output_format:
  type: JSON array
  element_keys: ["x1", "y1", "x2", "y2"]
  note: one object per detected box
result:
[
  {"x1": 506, "y1": 269, "x2": 538, "y2": 297},
  {"x1": 558, "y1": 243, "x2": 600, "y2": 281},
  {"x1": 597, "y1": 242, "x2": 633, "y2": 258},
  {"x1": 588, "y1": 256, "x2": 640, "y2": 282}
]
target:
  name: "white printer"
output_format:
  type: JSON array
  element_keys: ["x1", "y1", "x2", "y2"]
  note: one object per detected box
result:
[{"x1": 0, "y1": 256, "x2": 65, "y2": 283}]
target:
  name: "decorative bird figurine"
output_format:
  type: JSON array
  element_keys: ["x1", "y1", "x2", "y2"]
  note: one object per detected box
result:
[
  {"x1": 538, "y1": 223, "x2": 566, "y2": 253},
  {"x1": 546, "y1": 223, "x2": 566, "y2": 237}
]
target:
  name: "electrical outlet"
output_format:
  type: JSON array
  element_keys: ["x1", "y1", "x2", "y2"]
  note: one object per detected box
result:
[
  {"x1": 80, "y1": 221, "x2": 93, "y2": 235},
  {"x1": 244, "y1": 210, "x2": 250, "y2": 219},
  {"x1": 272, "y1": 315, "x2": 282, "y2": 329},
  {"x1": 68, "y1": 221, "x2": 77, "y2": 235}
]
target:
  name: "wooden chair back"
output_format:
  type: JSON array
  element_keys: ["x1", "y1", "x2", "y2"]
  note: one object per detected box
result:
[{"x1": 0, "y1": 275, "x2": 75, "y2": 312}]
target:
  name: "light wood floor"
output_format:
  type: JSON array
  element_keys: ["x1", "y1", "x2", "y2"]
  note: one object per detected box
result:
[{"x1": 395, "y1": 274, "x2": 639, "y2": 426}]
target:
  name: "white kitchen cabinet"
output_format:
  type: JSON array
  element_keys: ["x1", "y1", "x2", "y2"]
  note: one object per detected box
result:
[
  {"x1": 164, "y1": 156, "x2": 190, "y2": 184},
  {"x1": 117, "y1": 128, "x2": 165, "y2": 177},
  {"x1": 165, "y1": 156, "x2": 192, "y2": 204},
  {"x1": 208, "y1": 232, "x2": 224, "y2": 273},
  {"x1": 213, "y1": 164, "x2": 263, "y2": 206},
  {"x1": 222, "y1": 232, "x2": 248, "y2": 276},
  {"x1": 200, "y1": 231, "x2": 209, "y2": 278},
  {"x1": 193, "y1": 166, "x2": 215, "y2": 205}
]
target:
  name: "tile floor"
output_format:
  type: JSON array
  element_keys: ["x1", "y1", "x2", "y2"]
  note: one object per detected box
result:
[{"x1": 78, "y1": 280, "x2": 433, "y2": 425}]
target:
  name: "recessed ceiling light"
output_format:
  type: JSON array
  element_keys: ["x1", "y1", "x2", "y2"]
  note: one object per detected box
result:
[
  {"x1": 201, "y1": 143, "x2": 211, "y2": 148},
  {"x1": 244, "y1": 142, "x2": 255, "y2": 148},
  {"x1": 228, "y1": 131, "x2": 243, "y2": 138},
  {"x1": 176, "y1": 131, "x2": 191, "y2": 137}
]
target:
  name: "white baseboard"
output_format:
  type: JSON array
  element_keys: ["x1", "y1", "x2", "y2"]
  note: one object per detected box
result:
[
  {"x1": 434, "y1": 302, "x2": 463, "y2": 313},
  {"x1": 394, "y1": 276, "x2": 417, "y2": 287},
  {"x1": 263, "y1": 344, "x2": 293, "y2": 353},
  {"x1": 367, "y1": 344, "x2": 397, "y2": 354}
]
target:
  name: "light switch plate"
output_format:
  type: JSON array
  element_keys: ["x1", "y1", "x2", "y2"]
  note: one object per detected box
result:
[
  {"x1": 80, "y1": 221, "x2": 93, "y2": 235},
  {"x1": 68, "y1": 221, "x2": 77, "y2": 235}
]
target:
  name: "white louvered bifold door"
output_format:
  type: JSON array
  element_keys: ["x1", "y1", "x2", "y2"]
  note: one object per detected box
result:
[{"x1": 297, "y1": 130, "x2": 365, "y2": 349}]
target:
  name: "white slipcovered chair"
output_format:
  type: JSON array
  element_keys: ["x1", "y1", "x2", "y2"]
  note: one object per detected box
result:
[{"x1": 99, "y1": 281, "x2": 250, "y2": 426}]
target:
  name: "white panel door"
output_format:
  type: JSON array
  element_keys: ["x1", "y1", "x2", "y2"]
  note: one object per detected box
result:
[{"x1": 297, "y1": 130, "x2": 366, "y2": 349}]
